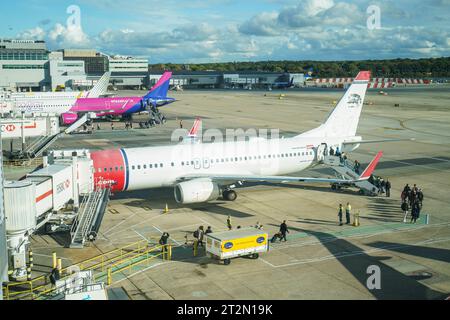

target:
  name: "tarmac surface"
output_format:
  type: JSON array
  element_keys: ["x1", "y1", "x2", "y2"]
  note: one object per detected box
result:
[{"x1": 5, "y1": 85, "x2": 450, "y2": 300}]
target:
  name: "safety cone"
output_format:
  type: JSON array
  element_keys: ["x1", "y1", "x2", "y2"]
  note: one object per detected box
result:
[{"x1": 163, "y1": 203, "x2": 169, "y2": 214}]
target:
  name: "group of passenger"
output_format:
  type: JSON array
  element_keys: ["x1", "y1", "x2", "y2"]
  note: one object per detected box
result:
[
  {"x1": 368, "y1": 175, "x2": 392, "y2": 197},
  {"x1": 401, "y1": 184, "x2": 424, "y2": 223}
]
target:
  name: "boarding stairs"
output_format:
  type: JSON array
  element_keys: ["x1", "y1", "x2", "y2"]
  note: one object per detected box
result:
[
  {"x1": 13, "y1": 114, "x2": 93, "y2": 160},
  {"x1": 70, "y1": 186, "x2": 111, "y2": 248},
  {"x1": 322, "y1": 155, "x2": 379, "y2": 196}
]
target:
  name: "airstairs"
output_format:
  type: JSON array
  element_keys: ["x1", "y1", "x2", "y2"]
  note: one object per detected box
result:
[
  {"x1": 323, "y1": 155, "x2": 379, "y2": 196},
  {"x1": 70, "y1": 186, "x2": 111, "y2": 248}
]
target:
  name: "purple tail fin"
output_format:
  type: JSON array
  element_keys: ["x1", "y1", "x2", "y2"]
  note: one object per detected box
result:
[{"x1": 144, "y1": 71, "x2": 172, "y2": 99}]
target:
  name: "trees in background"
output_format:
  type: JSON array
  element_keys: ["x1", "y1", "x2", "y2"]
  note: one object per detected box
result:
[{"x1": 149, "y1": 57, "x2": 450, "y2": 78}]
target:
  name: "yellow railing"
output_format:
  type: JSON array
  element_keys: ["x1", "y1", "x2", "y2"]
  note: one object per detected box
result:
[
  {"x1": 2, "y1": 239, "x2": 166, "y2": 300},
  {"x1": 105, "y1": 244, "x2": 172, "y2": 285}
]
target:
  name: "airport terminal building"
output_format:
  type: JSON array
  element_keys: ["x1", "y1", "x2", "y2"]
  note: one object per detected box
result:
[{"x1": 1, "y1": 39, "x2": 305, "y2": 92}]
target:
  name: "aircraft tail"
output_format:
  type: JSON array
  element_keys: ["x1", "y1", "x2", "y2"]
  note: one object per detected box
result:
[
  {"x1": 85, "y1": 72, "x2": 111, "y2": 98},
  {"x1": 300, "y1": 71, "x2": 370, "y2": 138},
  {"x1": 143, "y1": 71, "x2": 172, "y2": 99}
]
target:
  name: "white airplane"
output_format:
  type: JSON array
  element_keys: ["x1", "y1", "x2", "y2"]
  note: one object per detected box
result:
[
  {"x1": 0, "y1": 72, "x2": 111, "y2": 114},
  {"x1": 6, "y1": 71, "x2": 111, "y2": 100},
  {"x1": 90, "y1": 71, "x2": 382, "y2": 204}
]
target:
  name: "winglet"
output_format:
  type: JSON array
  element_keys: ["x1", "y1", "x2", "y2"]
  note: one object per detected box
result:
[
  {"x1": 359, "y1": 151, "x2": 383, "y2": 179},
  {"x1": 355, "y1": 71, "x2": 371, "y2": 82},
  {"x1": 188, "y1": 117, "x2": 202, "y2": 137}
]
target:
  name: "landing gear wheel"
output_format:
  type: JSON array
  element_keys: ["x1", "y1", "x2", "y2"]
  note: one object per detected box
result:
[
  {"x1": 223, "y1": 259, "x2": 231, "y2": 265},
  {"x1": 251, "y1": 253, "x2": 259, "y2": 259},
  {"x1": 223, "y1": 190, "x2": 237, "y2": 201},
  {"x1": 87, "y1": 231, "x2": 97, "y2": 242}
]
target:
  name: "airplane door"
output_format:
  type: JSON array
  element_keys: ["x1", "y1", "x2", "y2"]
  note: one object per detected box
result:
[
  {"x1": 194, "y1": 158, "x2": 201, "y2": 169},
  {"x1": 316, "y1": 143, "x2": 327, "y2": 162},
  {"x1": 203, "y1": 158, "x2": 210, "y2": 169}
]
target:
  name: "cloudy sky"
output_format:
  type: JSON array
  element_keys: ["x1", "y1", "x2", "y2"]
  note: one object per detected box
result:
[{"x1": 2, "y1": 0, "x2": 449, "y2": 63}]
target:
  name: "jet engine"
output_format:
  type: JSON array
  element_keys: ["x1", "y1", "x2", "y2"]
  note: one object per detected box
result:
[
  {"x1": 174, "y1": 178, "x2": 220, "y2": 204},
  {"x1": 61, "y1": 113, "x2": 78, "y2": 125}
]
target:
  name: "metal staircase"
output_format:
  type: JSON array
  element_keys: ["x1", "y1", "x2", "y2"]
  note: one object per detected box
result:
[
  {"x1": 12, "y1": 114, "x2": 93, "y2": 160},
  {"x1": 323, "y1": 155, "x2": 379, "y2": 196},
  {"x1": 70, "y1": 187, "x2": 111, "y2": 248}
]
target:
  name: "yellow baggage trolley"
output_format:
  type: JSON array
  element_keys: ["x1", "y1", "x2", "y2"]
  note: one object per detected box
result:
[{"x1": 205, "y1": 228, "x2": 269, "y2": 265}]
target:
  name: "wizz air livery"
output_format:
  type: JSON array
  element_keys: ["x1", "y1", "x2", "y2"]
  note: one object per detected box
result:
[
  {"x1": 6, "y1": 72, "x2": 174, "y2": 124},
  {"x1": 90, "y1": 71, "x2": 383, "y2": 204}
]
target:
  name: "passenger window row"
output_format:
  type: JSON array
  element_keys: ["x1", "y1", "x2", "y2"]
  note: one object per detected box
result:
[{"x1": 96, "y1": 151, "x2": 314, "y2": 173}]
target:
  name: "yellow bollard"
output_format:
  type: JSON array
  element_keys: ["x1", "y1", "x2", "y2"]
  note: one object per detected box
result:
[
  {"x1": 107, "y1": 268, "x2": 112, "y2": 286},
  {"x1": 57, "y1": 258, "x2": 62, "y2": 272},
  {"x1": 52, "y1": 252, "x2": 57, "y2": 269},
  {"x1": 27, "y1": 267, "x2": 32, "y2": 281},
  {"x1": 193, "y1": 240, "x2": 198, "y2": 257},
  {"x1": 29, "y1": 251, "x2": 33, "y2": 269},
  {"x1": 163, "y1": 203, "x2": 169, "y2": 214},
  {"x1": 168, "y1": 245, "x2": 172, "y2": 261},
  {"x1": 353, "y1": 212, "x2": 360, "y2": 227}
]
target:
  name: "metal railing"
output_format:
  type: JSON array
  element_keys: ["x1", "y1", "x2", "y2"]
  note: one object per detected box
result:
[{"x1": 2, "y1": 239, "x2": 168, "y2": 300}]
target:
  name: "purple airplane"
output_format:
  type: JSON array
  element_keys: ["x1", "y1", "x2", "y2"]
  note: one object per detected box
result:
[{"x1": 61, "y1": 71, "x2": 174, "y2": 124}]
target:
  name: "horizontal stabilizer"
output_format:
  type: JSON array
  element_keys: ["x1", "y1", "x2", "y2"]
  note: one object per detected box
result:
[
  {"x1": 359, "y1": 151, "x2": 383, "y2": 179},
  {"x1": 343, "y1": 138, "x2": 415, "y2": 145}
]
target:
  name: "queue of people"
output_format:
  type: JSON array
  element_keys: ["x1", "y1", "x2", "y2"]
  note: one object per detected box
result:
[{"x1": 401, "y1": 184, "x2": 424, "y2": 223}]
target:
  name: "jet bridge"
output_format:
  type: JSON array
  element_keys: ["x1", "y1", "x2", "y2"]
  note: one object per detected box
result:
[{"x1": 3, "y1": 150, "x2": 110, "y2": 279}]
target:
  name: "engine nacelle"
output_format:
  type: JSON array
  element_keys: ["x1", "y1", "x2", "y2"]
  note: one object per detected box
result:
[
  {"x1": 174, "y1": 179, "x2": 220, "y2": 204},
  {"x1": 61, "y1": 113, "x2": 78, "y2": 125}
]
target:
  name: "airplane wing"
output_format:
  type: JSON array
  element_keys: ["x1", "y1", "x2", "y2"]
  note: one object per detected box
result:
[{"x1": 177, "y1": 152, "x2": 383, "y2": 185}]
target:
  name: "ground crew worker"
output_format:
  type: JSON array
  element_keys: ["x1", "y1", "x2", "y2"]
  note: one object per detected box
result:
[
  {"x1": 97, "y1": 123, "x2": 101, "y2": 130},
  {"x1": 385, "y1": 179, "x2": 391, "y2": 197},
  {"x1": 205, "y1": 226, "x2": 213, "y2": 235},
  {"x1": 280, "y1": 220, "x2": 289, "y2": 242},
  {"x1": 49, "y1": 267, "x2": 60, "y2": 288},
  {"x1": 159, "y1": 232, "x2": 170, "y2": 253},
  {"x1": 180, "y1": 120, "x2": 183, "y2": 129},
  {"x1": 198, "y1": 226, "x2": 205, "y2": 247},
  {"x1": 227, "y1": 216, "x2": 232, "y2": 230},
  {"x1": 111, "y1": 122, "x2": 114, "y2": 130},
  {"x1": 338, "y1": 204, "x2": 343, "y2": 226},
  {"x1": 345, "y1": 202, "x2": 351, "y2": 225}
]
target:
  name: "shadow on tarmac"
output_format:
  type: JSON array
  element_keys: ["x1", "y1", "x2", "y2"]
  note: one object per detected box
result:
[{"x1": 296, "y1": 227, "x2": 445, "y2": 299}]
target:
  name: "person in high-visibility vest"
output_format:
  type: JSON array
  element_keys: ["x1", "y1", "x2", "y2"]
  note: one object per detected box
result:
[{"x1": 346, "y1": 203, "x2": 352, "y2": 225}]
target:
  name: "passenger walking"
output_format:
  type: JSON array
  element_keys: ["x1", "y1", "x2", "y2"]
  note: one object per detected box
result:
[
  {"x1": 49, "y1": 268, "x2": 60, "y2": 288},
  {"x1": 97, "y1": 124, "x2": 101, "y2": 130},
  {"x1": 401, "y1": 201, "x2": 409, "y2": 223},
  {"x1": 345, "y1": 202, "x2": 351, "y2": 225},
  {"x1": 335, "y1": 147, "x2": 341, "y2": 157},
  {"x1": 329, "y1": 147, "x2": 335, "y2": 156},
  {"x1": 179, "y1": 120, "x2": 183, "y2": 129},
  {"x1": 226, "y1": 216, "x2": 232, "y2": 230},
  {"x1": 353, "y1": 160, "x2": 361, "y2": 174},
  {"x1": 338, "y1": 204, "x2": 343, "y2": 226},
  {"x1": 279, "y1": 220, "x2": 289, "y2": 241},
  {"x1": 385, "y1": 179, "x2": 391, "y2": 197},
  {"x1": 410, "y1": 203, "x2": 420, "y2": 223},
  {"x1": 417, "y1": 188, "x2": 424, "y2": 207},
  {"x1": 111, "y1": 122, "x2": 114, "y2": 130}
]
